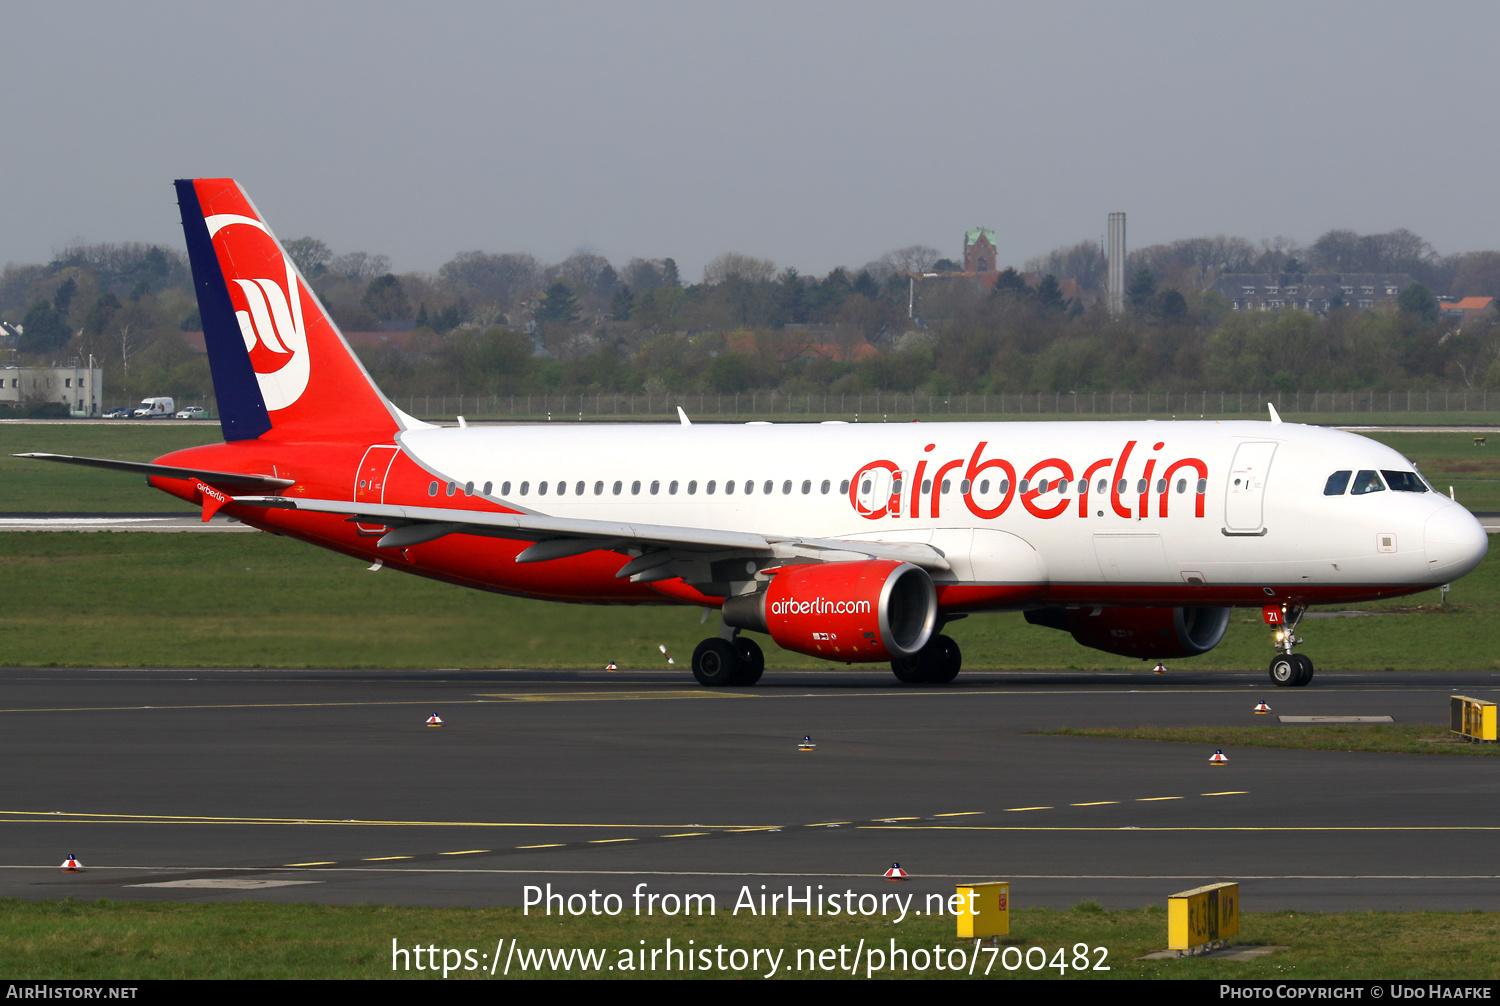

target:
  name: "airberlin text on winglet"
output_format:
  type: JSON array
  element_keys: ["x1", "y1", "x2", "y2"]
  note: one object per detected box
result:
[{"x1": 849, "y1": 439, "x2": 1208, "y2": 521}]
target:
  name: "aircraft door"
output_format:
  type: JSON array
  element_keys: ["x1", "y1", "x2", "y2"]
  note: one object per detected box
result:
[
  {"x1": 855, "y1": 466, "x2": 896, "y2": 517},
  {"x1": 353, "y1": 445, "x2": 399, "y2": 534},
  {"x1": 1224, "y1": 441, "x2": 1277, "y2": 533}
]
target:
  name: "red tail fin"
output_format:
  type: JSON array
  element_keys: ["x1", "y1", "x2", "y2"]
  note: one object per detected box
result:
[{"x1": 178, "y1": 178, "x2": 402, "y2": 442}]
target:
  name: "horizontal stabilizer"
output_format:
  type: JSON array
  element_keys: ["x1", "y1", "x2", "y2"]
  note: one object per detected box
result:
[{"x1": 15, "y1": 453, "x2": 295, "y2": 492}]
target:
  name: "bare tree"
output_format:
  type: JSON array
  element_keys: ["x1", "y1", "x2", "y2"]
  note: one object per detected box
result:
[{"x1": 702, "y1": 252, "x2": 776, "y2": 286}]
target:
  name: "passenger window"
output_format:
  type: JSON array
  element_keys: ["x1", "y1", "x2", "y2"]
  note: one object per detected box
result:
[
  {"x1": 1324, "y1": 471, "x2": 1352, "y2": 495},
  {"x1": 555, "y1": 481, "x2": 565, "y2": 495},
  {"x1": 650, "y1": 480, "x2": 660, "y2": 495},
  {"x1": 1136, "y1": 479, "x2": 1146, "y2": 494},
  {"x1": 1175, "y1": 479, "x2": 1186, "y2": 494},
  {"x1": 1116, "y1": 479, "x2": 1127, "y2": 494},
  {"x1": 465, "y1": 481, "x2": 474, "y2": 495},
  {"x1": 631, "y1": 480, "x2": 641, "y2": 495},
  {"x1": 1382, "y1": 471, "x2": 1427, "y2": 493},
  {"x1": 483, "y1": 481, "x2": 493, "y2": 495},
  {"x1": 688, "y1": 480, "x2": 698, "y2": 495},
  {"x1": 922, "y1": 479, "x2": 932, "y2": 494},
  {"x1": 743, "y1": 480, "x2": 754, "y2": 495},
  {"x1": 707, "y1": 480, "x2": 717, "y2": 494},
  {"x1": 960, "y1": 479, "x2": 971, "y2": 494},
  {"x1": 670, "y1": 480, "x2": 679, "y2": 495},
  {"x1": 538, "y1": 481, "x2": 547, "y2": 496},
  {"x1": 428, "y1": 481, "x2": 438, "y2": 496},
  {"x1": 446, "y1": 481, "x2": 457, "y2": 496},
  {"x1": 763, "y1": 480, "x2": 773, "y2": 494},
  {"x1": 782, "y1": 480, "x2": 792, "y2": 494},
  {"x1": 892, "y1": 479, "x2": 903, "y2": 495},
  {"x1": 999, "y1": 479, "x2": 1009, "y2": 494},
  {"x1": 501, "y1": 481, "x2": 511, "y2": 495},
  {"x1": 1196, "y1": 478, "x2": 1207, "y2": 493},
  {"x1": 575, "y1": 481, "x2": 585, "y2": 495},
  {"x1": 861, "y1": 479, "x2": 871, "y2": 494},
  {"x1": 1097, "y1": 479, "x2": 1107, "y2": 493},
  {"x1": 1155, "y1": 479, "x2": 1166, "y2": 494},
  {"x1": 613, "y1": 481, "x2": 623, "y2": 495},
  {"x1": 725, "y1": 480, "x2": 735, "y2": 495},
  {"x1": 801, "y1": 480, "x2": 811, "y2": 494},
  {"x1": 941, "y1": 480, "x2": 951, "y2": 494},
  {"x1": 820, "y1": 480, "x2": 830, "y2": 494},
  {"x1": 1351, "y1": 470, "x2": 1385, "y2": 495},
  {"x1": 979, "y1": 480, "x2": 990, "y2": 494},
  {"x1": 1019, "y1": 480, "x2": 1029, "y2": 493},
  {"x1": 594, "y1": 481, "x2": 604, "y2": 495},
  {"x1": 840, "y1": 480, "x2": 850, "y2": 495},
  {"x1": 520, "y1": 481, "x2": 529, "y2": 496}
]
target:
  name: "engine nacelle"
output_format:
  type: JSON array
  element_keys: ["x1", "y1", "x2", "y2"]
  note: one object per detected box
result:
[
  {"x1": 1024, "y1": 605, "x2": 1231, "y2": 659},
  {"x1": 722, "y1": 560, "x2": 937, "y2": 662}
]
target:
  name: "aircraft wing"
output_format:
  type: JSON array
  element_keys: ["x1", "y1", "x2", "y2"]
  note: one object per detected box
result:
[
  {"x1": 229, "y1": 495, "x2": 951, "y2": 573},
  {"x1": 15, "y1": 453, "x2": 296, "y2": 492}
]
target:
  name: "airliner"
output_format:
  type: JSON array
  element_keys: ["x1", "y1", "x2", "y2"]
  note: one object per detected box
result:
[{"x1": 21, "y1": 179, "x2": 1490, "y2": 687}]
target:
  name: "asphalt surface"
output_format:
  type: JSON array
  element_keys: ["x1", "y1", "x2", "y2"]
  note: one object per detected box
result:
[
  {"x1": 0, "y1": 512, "x2": 250, "y2": 531},
  {"x1": 2, "y1": 665, "x2": 1497, "y2": 913}
]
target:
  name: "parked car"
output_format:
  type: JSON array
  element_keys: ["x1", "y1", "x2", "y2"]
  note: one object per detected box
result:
[
  {"x1": 102, "y1": 407, "x2": 132, "y2": 419},
  {"x1": 175, "y1": 406, "x2": 207, "y2": 419}
]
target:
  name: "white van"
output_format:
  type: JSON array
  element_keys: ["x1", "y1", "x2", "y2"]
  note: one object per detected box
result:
[{"x1": 132, "y1": 397, "x2": 175, "y2": 419}]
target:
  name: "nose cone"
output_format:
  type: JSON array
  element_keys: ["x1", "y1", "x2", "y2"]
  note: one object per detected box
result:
[{"x1": 1425, "y1": 505, "x2": 1489, "y2": 581}]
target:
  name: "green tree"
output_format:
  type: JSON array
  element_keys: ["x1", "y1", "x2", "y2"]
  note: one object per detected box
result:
[
  {"x1": 361, "y1": 274, "x2": 411, "y2": 322},
  {"x1": 992, "y1": 267, "x2": 1029, "y2": 298},
  {"x1": 1127, "y1": 269, "x2": 1158, "y2": 312},
  {"x1": 1035, "y1": 274, "x2": 1066, "y2": 311},
  {"x1": 19, "y1": 300, "x2": 71, "y2": 353},
  {"x1": 535, "y1": 282, "x2": 580, "y2": 326},
  {"x1": 610, "y1": 284, "x2": 634, "y2": 321},
  {"x1": 1398, "y1": 282, "x2": 1439, "y2": 324}
]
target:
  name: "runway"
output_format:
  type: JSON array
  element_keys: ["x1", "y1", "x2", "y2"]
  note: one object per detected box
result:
[
  {"x1": 0, "y1": 512, "x2": 252, "y2": 531},
  {"x1": 3, "y1": 666, "x2": 1497, "y2": 913}
]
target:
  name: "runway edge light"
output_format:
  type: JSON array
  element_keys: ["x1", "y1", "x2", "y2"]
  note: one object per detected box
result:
[
  {"x1": 426, "y1": 714, "x2": 443, "y2": 727},
  {"x1": 956, "y1": 882, "x2": 1009, "y2": 941},
  {"x1": 60, "y1": 856, "x2": 82, "y2": 872},
  {"x1": 883, "y1": 862, "x2": 909, "y2": 880},
  {"x1": 1209, "y1": 749, "x2": 1228, "y2": 765},
  {"x1": 1254, "y1": 701, "x2": 1272, "y2": 714},
  {"x1": 797, "y1": 735, "x2": 816, "y2": 752}
]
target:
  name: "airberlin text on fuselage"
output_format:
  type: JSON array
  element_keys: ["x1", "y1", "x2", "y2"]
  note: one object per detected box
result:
[{"x1": 848, "y1": 439, "x2": 1209, "y2": 522}]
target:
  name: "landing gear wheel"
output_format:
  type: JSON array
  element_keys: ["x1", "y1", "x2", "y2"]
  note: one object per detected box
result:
[
  {"x1": 890, "y1": 634, "x2": 962, "y2": 684},
  {"x1": 923, "y1": 634, "x2": 962, "y2": 683},
  {"x1": 1269, "y1": 654, "x2": 1298, "y2": 686},
  {"x1": 730, "y1": 637, "x2": 765, "y2": 685},
  {"x1": 692, "y1": 638, "x2": 741, "y2": 686},
  {"x1": 1294, "y1": 653, "x2": 1314, "y2": 686}
]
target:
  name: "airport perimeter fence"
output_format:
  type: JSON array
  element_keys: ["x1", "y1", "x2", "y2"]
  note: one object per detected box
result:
[{"x1": 100, "y1": 389, "x2": 1500, "y2": 422}]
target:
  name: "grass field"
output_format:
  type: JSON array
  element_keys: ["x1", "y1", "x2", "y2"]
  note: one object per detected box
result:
[
  {"x1": 2, "y1": 900, "x2": 1496, "y2": 980},
  {"x1": 0, "y1": 531, "x2": 1493, "y2": 670},
  {"x1": 1041, "y1": 725, "x2": 1499, "y2": 756}
]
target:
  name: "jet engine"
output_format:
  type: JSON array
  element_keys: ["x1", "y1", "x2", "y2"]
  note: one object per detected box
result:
[
  {"x1": 1024, "y1": 605, "x2": 1231, "y2": 659},
  {"x1": 722, "y1": 559, "x2": 937, "y2": 662}
]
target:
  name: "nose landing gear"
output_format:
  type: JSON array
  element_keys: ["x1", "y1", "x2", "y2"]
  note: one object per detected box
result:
[{"x1": 1266, "y1": 604, "x2": 1313, "y2": 686}]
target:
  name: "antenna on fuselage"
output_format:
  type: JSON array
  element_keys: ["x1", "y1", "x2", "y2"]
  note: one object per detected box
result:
[{"x1": 1267, "y1": 402, "x2": 1282, "y2": 424}]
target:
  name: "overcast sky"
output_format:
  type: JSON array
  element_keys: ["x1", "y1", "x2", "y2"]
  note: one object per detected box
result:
[{"x1": 5, "y1": 1, "x2": 1498, "y2": 280}]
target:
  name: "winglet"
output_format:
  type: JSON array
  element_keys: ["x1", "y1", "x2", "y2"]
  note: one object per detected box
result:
[
  {"x1": 677, "y1": 407, "x2": 691, "y2": 426},
  {"x1": 1267, "y1": 402, "x2": 1282, "y2": 424}
]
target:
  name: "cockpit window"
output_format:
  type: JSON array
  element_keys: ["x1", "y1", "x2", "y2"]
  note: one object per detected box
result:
[
  {"x1": 1324, "y1": 471, "x2": 1352, "y2": 495},
  {"x1": 1381, "y1": 470, "x2": 1427, "y2": 493},
  {"x1": 1351, "y1": 470, "x2": 1385, "y2": 495}
]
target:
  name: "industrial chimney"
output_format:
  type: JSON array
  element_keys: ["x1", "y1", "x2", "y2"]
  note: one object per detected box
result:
[{"x1": 1107, "y1": 212, "x2": 1126, "y2": 315}]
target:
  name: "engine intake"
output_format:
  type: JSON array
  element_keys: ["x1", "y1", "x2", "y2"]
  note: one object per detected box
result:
[
  {"x1": 722, "y1": 559, "x2": 937, "y2": 662},
  {"x1": 1024, "y1": 605, "x2": 1231, "y2": 659}
]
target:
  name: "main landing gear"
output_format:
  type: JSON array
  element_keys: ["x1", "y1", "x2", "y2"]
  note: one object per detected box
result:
[
  {"x1": 891, "y1": 634, "x2": 962, "y2": 685},
  {"x1": 1267, "y1": 604, "x2": 1314, "y2": 687},
  {"x1": 691, "y1": 627, "x2": 764, "y2": 686}
]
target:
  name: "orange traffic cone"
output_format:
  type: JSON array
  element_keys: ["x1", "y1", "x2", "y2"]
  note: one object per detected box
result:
[{"x1": 883, "y1": 862, "x2": 909, "y2": 880}]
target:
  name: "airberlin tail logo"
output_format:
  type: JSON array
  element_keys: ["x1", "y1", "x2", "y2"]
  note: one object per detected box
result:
[{"x1": 205, "y1": 213, "x2": 311, "y2": 412}]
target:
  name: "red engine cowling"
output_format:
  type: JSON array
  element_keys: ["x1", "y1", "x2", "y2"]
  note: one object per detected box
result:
[
  {"x1": 722, "y1": 560, "x2": 937, "y2": 662},
  {"x1": 1024, "y1": 605, "x2": 1231, "y2": 659}
]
